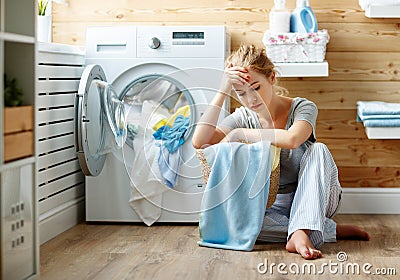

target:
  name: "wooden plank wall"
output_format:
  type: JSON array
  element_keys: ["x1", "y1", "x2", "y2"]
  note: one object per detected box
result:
[{"x1": 52, "y1": 0, "x2": 400, "y2": 188}]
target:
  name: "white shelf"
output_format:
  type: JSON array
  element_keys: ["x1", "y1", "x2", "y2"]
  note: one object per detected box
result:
[
  {"x1": 365, "y1": 127, "x2": 400, "y2": 139},
  {"x1": 1, "y1": 0, "x2": 39, "y2": 278},
  {"x1": 365, "y1": 5, "x2": 400, "y2": 18},
  {"x1": 275, "y1": 61, "x2": 329, "y2": 77},
  {"x1": 0, "y1": 32, "x2": 35, "y2": 44}
]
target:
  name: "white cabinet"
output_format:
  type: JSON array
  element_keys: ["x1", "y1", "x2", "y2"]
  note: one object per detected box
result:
[
  {"x1": 1, "y1": 162, "x2": 36, "y2": 280},
  {"x1": 0, "y1": 0, "x2": 39, "y2": 279}
]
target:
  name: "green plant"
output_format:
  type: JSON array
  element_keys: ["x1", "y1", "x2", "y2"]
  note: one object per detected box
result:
[
  {"x1": 38, "y1": 0, "x2": 49, "y2": 16},
  {"x1": 4, "y1": 74, "x2": 24, "y2": 107},
  {"x1": 38, "y1": 0, "x2": 68, "y2": 16}
]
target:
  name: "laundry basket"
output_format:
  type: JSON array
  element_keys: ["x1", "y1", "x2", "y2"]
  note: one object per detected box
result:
[
  {"x1": 196, "y1": 144, "x2": 281, "y2": 208},
  {"x1": 262, "y1": 29, "x2": 329, "y2": 63}
]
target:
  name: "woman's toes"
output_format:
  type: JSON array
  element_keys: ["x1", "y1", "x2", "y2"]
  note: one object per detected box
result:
[
  {"x1": 363, "y1": 231, "x2": 371, "y2": 241},
  {"x1": 287, "y1": 242, "x2": 322, "y2": 260},
  {"x1": 286, "y1": 230, "x2": 323, "y2": 260},
  {"x1": 310, "y1": 249, "x2": 322, "y2": 259},
  {"x1": 298, "y1": 247, "x2": 312, "y2": 259},
  {"x1": 299, "y1": 247, "x2": 321, "y2": 259}
]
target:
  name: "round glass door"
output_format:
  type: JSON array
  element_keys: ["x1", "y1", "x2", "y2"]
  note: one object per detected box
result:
[
  {"x1": 121, "y1": 75, "x2": 195, "y2": 150},
  {"x1": 75, "y1": 64, "x2": 127, "y2": 176}
]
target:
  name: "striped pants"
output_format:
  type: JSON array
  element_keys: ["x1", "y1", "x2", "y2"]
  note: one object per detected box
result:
[{"x1": 257, "y1": 142, "x2": 342, "y2": 249}]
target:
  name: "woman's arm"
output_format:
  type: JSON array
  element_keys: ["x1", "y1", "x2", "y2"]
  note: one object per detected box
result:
[
  {"x1": 191, "y1": 92, "x2": 230, "y2": 149},
  {"x1": 221, "y1": 120, "x2": 313, "y2": 149},
  {"x1": 192, "y1": 65, "x2": 249, "y2": 149}
]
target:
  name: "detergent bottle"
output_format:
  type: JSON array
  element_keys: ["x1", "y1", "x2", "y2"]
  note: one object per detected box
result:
[
  {"x1": 290, "y1": 0, "x2": 318, "y2": 33},
  {"x1": 269, "y1": 0, "x2": 290, "y2": 33}
]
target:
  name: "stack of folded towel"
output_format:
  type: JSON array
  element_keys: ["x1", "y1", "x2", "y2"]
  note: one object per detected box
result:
[
  {"x1": 357, "y1": 101, "x2": 400, "y2": 127},
  {"x1": 359, "y1": 0, "x2": 400, "y2": 11}
]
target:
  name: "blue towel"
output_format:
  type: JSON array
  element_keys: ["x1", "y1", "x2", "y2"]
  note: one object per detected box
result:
[
  {"x1": 357, "y1": 114, "x2": 400, "y2": 120},
  {"x1": 153, "y1": 115, "x2": 189, "y2": 153},
  {"x1": 198, "y1": 141, "x2": 272, "y2": 251},
  {"x1": 362, "y1": 119, "x2": 400, "y2": 127},
  {"x1": 357, "y1": 101, "x2": 400, "y2": 127},
  {"x1": 157, "y1": 144, "x2": 182, "y2": 188},
  {"x1": 153, "y1": 115, "x2": 189, "y2": 188},
  {"x1": 357, "y1": 101, "x2": 400, "y2": 116}
]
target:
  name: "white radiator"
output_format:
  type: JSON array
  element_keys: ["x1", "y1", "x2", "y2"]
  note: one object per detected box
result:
[{"x1": 36, "y1": 42, "x2": 85, "y2": 244}]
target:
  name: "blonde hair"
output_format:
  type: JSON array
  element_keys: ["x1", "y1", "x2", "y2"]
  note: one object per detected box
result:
[{"x1": 226, "y1": 45, "x2": 288, "y2": 96}]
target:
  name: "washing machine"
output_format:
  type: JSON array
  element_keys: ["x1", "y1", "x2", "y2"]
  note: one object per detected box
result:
[{"x1": 75, "y1": 26, "x2": 230, "y2": 222}]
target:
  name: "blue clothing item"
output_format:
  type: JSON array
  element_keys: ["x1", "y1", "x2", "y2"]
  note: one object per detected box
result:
[
  {"x1": 357, "y1": 101, "x2": 400, "y2": 127},
  {"x1": 157, "y1": 144, "x2": 181, "y2": 188},
  {"x1": 153, "y1": 115, "x2": 189, "y2": 153},
  {"x1": 219, "y1": 98, "x2": 318, "y2": 194},
  {"x1": 127, "y1": 124, "x2": 139, "y2": 141},
  {"x1": 358, "y1": 114, "x2": 400, "y2": 120},
  {"x1": 198, "y1": 141, "x2": 273, "y2": 251},
  {"x1": 357, "y1": 101, "x2": 400, "y2": 117},
  {"x1": 362, "y1": 119, "x2": 400, "y2": 127}
]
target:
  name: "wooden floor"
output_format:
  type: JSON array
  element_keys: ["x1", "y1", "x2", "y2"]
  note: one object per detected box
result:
[{"x1": 40, "y1": 215, "x2": 400, "y2": 280}]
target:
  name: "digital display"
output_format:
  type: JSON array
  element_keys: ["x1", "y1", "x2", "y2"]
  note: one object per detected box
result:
[{"x1": 173, "y1": 32, "x2": 204, "y2": 39}]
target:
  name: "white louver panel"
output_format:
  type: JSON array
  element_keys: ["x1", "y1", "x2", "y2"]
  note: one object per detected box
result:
[{"x1": 36, "y1": 43, "x2": 85, "y2": 244}]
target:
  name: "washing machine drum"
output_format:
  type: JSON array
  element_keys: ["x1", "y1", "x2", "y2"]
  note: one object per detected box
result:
[{"x1": 75, "y1": 64, "x2": 198, "y2": 177}]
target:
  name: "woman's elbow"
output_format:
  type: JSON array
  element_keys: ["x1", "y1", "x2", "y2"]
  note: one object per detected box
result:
[
  {"x1": 286, "y1": 134, "x2": 302, "y2": 149},
  {"x1": 191, "y1": 129, "x2": 203, "y2": 149},
  {"x1": 192, "y1": 142, "x2": 202, "y2": 149},
  {"x1": 192, "y1": 138, "x2": 202, "y2": 149},
  {"x1": 192, "y1": 136, "x2": 208, "y2": 149}
]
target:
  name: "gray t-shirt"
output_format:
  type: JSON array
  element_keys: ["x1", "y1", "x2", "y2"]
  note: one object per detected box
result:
[{"x1": 219, "y1": 97, "x2": 317, "y2": 193}]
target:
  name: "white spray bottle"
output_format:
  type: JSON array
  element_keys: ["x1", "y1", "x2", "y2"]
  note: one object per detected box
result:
[{"x1": 269, "y1": 0, "x2": 291, "y2": 33}]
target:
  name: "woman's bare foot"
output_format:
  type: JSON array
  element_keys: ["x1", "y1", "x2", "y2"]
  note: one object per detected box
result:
[
  {"x1": 336, "y1": 224, "x2": 370, "y2": 241},
  {"x1": 286, "y1": 229, "x2": 323, "y2": 260}
]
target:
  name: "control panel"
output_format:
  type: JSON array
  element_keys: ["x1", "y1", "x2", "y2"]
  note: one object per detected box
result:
[
  {"x1": 137, "y1": 26, "x2": 227, "y2": 58},
  {"x1": 86, "y1": 25, "x2": 230, "y2": 60}
]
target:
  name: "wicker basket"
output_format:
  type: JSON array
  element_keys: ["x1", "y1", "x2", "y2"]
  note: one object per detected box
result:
[
  {"x1": 262, "y1": 29, "x2": 329, "y2": 63},
  {"x1": 196, "y1": 145, "x2": 281, "y2": 208}
]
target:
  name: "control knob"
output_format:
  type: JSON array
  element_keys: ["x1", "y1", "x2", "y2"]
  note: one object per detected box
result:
[{"x1": 148, "y1": 37, "x2": 161, "y2": 49}]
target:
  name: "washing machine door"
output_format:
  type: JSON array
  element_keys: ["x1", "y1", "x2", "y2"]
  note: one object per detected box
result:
[{"x1": 75, "y1": 64, "x2": 127, "y2": 176}]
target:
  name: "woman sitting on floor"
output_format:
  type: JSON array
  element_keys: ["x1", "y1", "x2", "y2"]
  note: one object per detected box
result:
[{"x1": 192, "y1": 45, "x2": 370, "y2": 259}]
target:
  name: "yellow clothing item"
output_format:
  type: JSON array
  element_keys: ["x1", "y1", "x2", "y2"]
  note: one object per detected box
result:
[
  {"x1": 152, "y1": 119, "x2": 168, "y2": 131},
  {"x1": 152, "y1": 105, "x2": 191, "y2": 130},
  {"x1": 166, "y1": 105, "x2": 191, "y2": 126},
  {"x1": 270, "y1": 145, "x2": 281, "y2": 171}
]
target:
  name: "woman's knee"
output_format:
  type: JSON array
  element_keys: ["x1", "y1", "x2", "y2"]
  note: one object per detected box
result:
[
  {"x1": 301, "y1": 142, "x2": 337, "y2": 172},
  {"x1": 309, "y1": 142, "x2": 334, "y2": 158}
]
